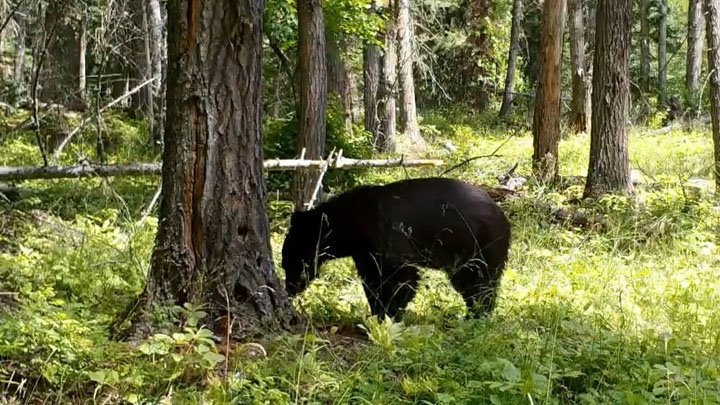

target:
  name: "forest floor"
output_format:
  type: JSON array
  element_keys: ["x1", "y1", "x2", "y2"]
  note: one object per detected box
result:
[{"x1": 1, "y1": 107, "x2": 719, "y2": 404}]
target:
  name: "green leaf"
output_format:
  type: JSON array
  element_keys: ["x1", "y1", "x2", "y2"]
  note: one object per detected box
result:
[{"x1": 202, "y1": 351, "x2": 226, "y2": 365}]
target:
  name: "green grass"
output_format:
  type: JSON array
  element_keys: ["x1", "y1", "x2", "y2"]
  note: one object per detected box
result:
[{"x1": 1, "y1": 108, "x2": 719, "y2": 404}]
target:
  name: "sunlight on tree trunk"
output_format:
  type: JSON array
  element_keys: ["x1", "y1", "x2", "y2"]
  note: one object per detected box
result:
[
  {"x1": 377, "y1": 0, "x2": 397, "y2": 153},
  {"x1": 584, "y1": 0, "x2": 633, "y2": 199},
  {"x1": 532, "y1": 0, "x2": 566, "y2": 183},
  {"x1": 568, "y1": 0, "x2": 588, "y2": 133},
  {"x1": 687, "y1": 0, "x2": 705, "y2": 115},
  {"x1": 293, "y1": 0, "x2": 327, "y2": 211}
]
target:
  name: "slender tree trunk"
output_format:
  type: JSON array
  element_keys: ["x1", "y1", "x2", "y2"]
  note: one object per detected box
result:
[
  {"x1": 568, "y1": 0, "x2": 588, "y2": 133},
  {"x1": 396, "y1": 0, "x2": 423, "y2": 146},
  {"x1": 147, "y1": 0, "x2": 164, "y2": 145},
  {"x1": 327, "y1": 37, "x2": 353, "y2": 134},
  {"x1": 532, "y1": 0, "x2": 566, "y2": 183},
  {"x1": 377, "y1": 0, "x2": 397, "y2": 153},
  {"x1": 584, "y1": 0, "x2": 633, "y2": 198},
  {"x1": 703, "y1": 0, "x2": 720, "y2": 196},
  {"x1": 13, "y1": 0, "x2": 26, "y2": 85},
  {"x1": 293, "y1": 0, "x2": 327, "y2": 211},
  {"x1": 658, "y1": 0, "x2": 668, "y2": 104},
  {"x1": 687, "y1": 0, "x2": 705, "y2": 114},
  {"x1": 640, "y1": 0, "x2": 651, "y2": 95},
  {"x1": 78, "y1": 9, "x2": 87, "y2": 107},
  {"x1": 363, "y1": 29, "x2": 381, "y2": 142},
  {"x1": 499, "y1": 0, "x2": 523, "y2": 117},
  {"x1": 117, "y1": 0, "x2": 296, "y2": 341}
]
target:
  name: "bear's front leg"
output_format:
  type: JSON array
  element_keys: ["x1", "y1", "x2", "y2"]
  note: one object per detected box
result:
[{"x1": 352, "y1": 252, "x2": 386, "y2": 318}]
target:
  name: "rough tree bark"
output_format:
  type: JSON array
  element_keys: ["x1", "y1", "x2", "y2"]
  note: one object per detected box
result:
[
  {"x1": 532, "y1": 0, "x2": 566, "y2": 183},
  {"x1": 687, "y1": 0, "x2": 705, "y2": 114},
  {"x1": 327, "y1": 37, "x2": 354, "y2": 135},
  {"x1": 658, "y1": 0, "x2": 667, "y2": 104},
  {"x1": 703, "y1": 0, "x2": 720, "y2": 196},
  {"x1": 377, "y1": 0, "x2": 397, "y2": 152},
  {"x1": 116, "y1": 0, "x2": 296, "y2": 341},
  {"x1": 396, "y1": 0, "x2": 424, "y2": 147},
  {"x1": 584, "y1": 0, "x2": 633, "y2": 198},
  {"x1": 363, "y1": 22, "x2": 381, "y2": 142},
  {"x1": 568, "y1": 0, "x2": 589, "y2": 133},
  {"x1": 640, "y1": 0, "x2": 651, "y2": 96},
  {"x1": 499, "y1": 0, "x2": 523, "y2": 117},
  {"x1": 293, "y1": 0, "x2": 327, "y2": 211}
]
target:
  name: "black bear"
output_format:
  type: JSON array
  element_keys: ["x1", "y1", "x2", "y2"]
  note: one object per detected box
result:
[{"x1": 281, "y1": 177, "x2": 512, "y2": 320}]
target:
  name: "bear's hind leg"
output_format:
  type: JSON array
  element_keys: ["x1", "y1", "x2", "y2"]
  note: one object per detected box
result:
[{"x1": 448, "y1": 260, "x2": 500, "y2": 318}]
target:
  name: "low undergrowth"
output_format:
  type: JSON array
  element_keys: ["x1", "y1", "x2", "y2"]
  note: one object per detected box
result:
[{"x1": 1, "y1": 109, "x2": 719, "y2": 403}]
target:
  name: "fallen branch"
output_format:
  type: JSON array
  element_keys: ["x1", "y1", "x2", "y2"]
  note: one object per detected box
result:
[
  {"x1": 52, "y1": 77, "x2": 158, "y2": 163},
  {"x1": 0, "y1": 156, "x2": 444, "y2": 182}
]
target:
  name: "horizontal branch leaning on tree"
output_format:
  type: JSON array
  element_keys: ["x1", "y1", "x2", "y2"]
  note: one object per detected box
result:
[{"x1": 0, "y1": 153, "x2": 444, "y2": 182}]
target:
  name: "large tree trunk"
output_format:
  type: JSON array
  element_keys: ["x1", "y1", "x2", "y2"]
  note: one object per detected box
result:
[
  {"x1": 327, "y1": 37, "x2": 354, "y2": 135},
  {"x1": 377, "y1": 1, "x2": 397, "y2": 153},
  {"x1": 363, "y1": 25, "x2": 381, "y2": 142},
  {"x1": 499, "y1": 0, "x2": 523, "y2": 117},
  {"x1": 658, "y1": 0, "x2": 668, "y2": 104},
  {"x1": 118, "y1": 0, "x2": 296, "y2": 341},
  {"x1": 687, "y1": 0, "x2": 705, "y2": 114},
  {"x1": 584, "y1": 0, "x2": 633, "y2": 198},
  {"x1": 532, "y1": 0, "x2": 566, "y2": 183},
  {"x1": 293, "y1": 0, "x2": 327, "y2": 211},
  {"x1": 396, "y1": 0, "x2": 424, "y2": 147},
  {"x1": 704, "y1": 0, "x2": 720, "y2": 196},
  {"x1": 568, "y1": 0, "x2": 588, "y2": 133},
  {"x1": 640, "y1": 0, "x2": 651, "y2": 95}
]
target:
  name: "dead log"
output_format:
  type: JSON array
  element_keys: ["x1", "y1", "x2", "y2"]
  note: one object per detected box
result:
[{"x1": 0, "y1": 156, "x2": 444, "y2": 182}]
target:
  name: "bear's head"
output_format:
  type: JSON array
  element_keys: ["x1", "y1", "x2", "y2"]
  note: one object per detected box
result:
[{"x1": 281, "y1": 209, "x2": 328, "y2": 297}]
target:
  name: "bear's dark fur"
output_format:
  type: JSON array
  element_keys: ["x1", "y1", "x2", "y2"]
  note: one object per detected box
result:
[{"x1": 281, "y1": 177, "x2": 512, "y2": 320}]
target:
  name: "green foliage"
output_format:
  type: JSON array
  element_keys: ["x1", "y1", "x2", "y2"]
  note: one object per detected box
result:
[
  {"x1": 263, "y1": 95, "x2": 374, "y2": 193},
  {"x1": 1, "y1": 108, "x2": 720, "y2": 404}
]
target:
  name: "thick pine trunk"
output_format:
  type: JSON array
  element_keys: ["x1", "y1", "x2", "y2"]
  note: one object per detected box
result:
[
  {"x1": 377, "y1": 1, "x2": 397, "y2": 153},
  {"x1": 396, "y1": 0, "x2": 423, "y2": 146},
  {"x1": 687, "y1": 0, "x2": 705, "y2": 114},
  {"x1": 499, "y1": 0, "x2": 523, "y2": 117},
  {"x1": 658, "y1": 0, "x2": 667, "y2": 104},
  {"x1": 703, "y1": 0, "x2": 720, "y2": 196},
  {"x1": 568, "y1": 0, "x2": 588, "y2": 133},
  {"x1": 532, "y1": 0, "x2": 566, "y2": 183},
  {"x1": 293, "y1": 0, "x2": 327, "y2": 211},
  {"x1": 584, "y1": 0, "x2": 633, "y2": 198},
  {"x1": 118, "y1": 0, "x2": 296, "y2": 341}
]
